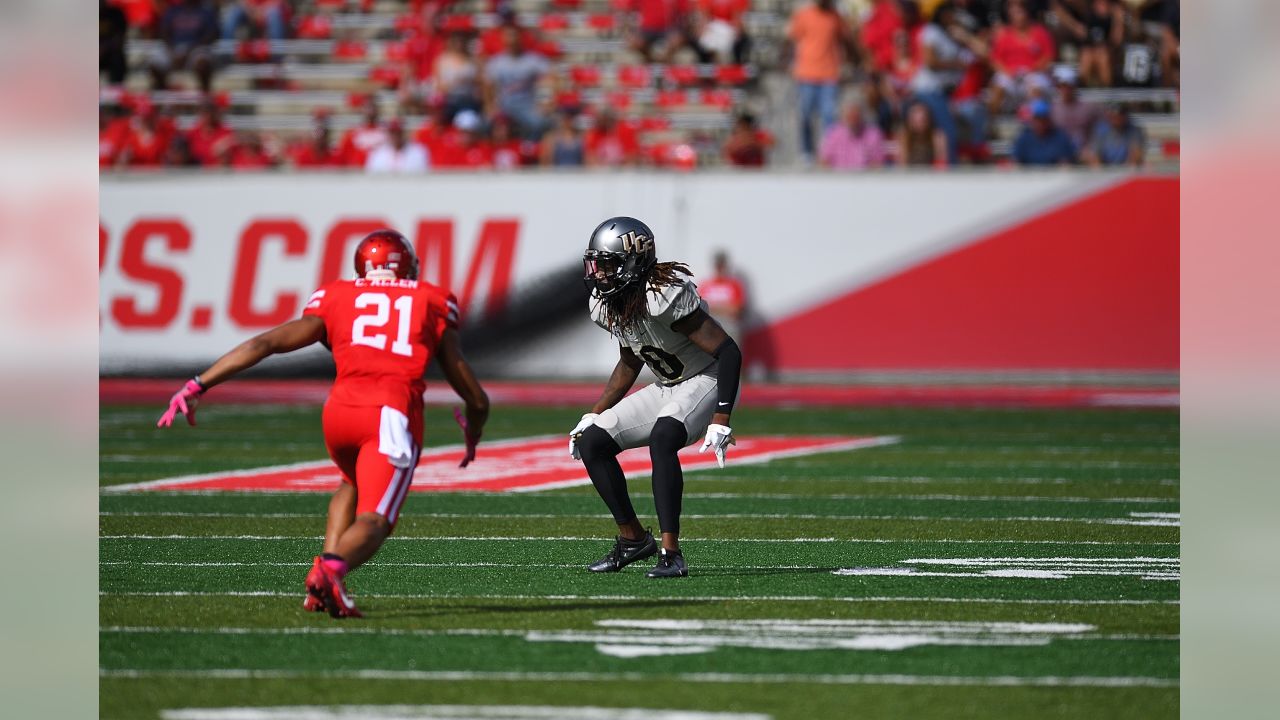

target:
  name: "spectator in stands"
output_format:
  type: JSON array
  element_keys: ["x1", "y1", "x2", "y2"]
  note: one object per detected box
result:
[
  {"x1": 479, "y1": 6, "x2": 542, "y2": 59},
  {"x1": 366, "y1": 119, "x2": 430, "y2": 173},
  {"x1": 787, "y1": 0, "x2": 856, "y2": 166},
  {"x1": 819, "y1": 103, "x2": 887, "y2": 170},
  {"x1": 988, "y1": 0, "x2": 1055, "y2": 113},
  {"x1": 896, "y1": 101, "x2": 949, "y2": 167},
  {"x1": 1012, "y1": 98, "x2": 1077, "y2": 165},
  {"x1": 1085, "y1": 104, "x2": 1145, "y2": 167},
  {"x1": 862, "y1": 72, "x2": 898, "y2": 137},
  {"x1": 693, "y1": 0, "x2": 752, "y2": 65},
  {"x1": 289, "y1": 112, "x2": 343, "y2": 168},
  {"x1": 1156, "y1": 0, "x2": 1178, "y2": 87},
  {"x1": 700, "y1": 250, "x2": 747, "y2": 340},
  {"x1": 149, "y1": 0, "x2": 219, "y2": 94},
  {"x1": 120, "y1": 101, "x2": 174, "y2": 168},
  {"x1": 860, "y1": 0, "x2": 905, "y2": 74},
  {"x1": 434, "y1": 110, "x2": 495, "y2": 169},
  {"x1": 585, "y1": 111, "x2": 640, "y2": 167},
  {"x1": 489, "y1": 116, "x2": 525, "y2": 170},
  {"x1": 226, "y1": 132, "x2": 278, "y2": 170},
  {"x1": 186, "y1": 101, "x2": 235, "y2": 166},
  {"x1": 339, "y1": 99, "x2": 389, "y2": 167},
  {"x1": 221, "y1": 1, "x2": 289, "y2": 42},
  {"x1": 99, "y1": 104, "x2": 131, "y2": 169},
  {"x1": 722, "y1": 112, "x2": 770, "y2": 167},
  {"x1": 627, "y1": 0, "x2": 699, "y2": 64},
  {"x1": 100, "y1": 0, "x2": 129, "y2": 87},
  {"x1": 484, "y1": 26, "x2": 552, "y2": 140},
  {"x1": 539, "y1": 111, "x2": 586, "y2": 167},
  {"x1": 1052, "y1": 0, "x2": 1124, "y2": 87},
  {"x1": 433, "y1": 33, "x2": 483, "y2": 123},
  {"x1": 911, "y1": 2, "x2": 988, "y2": 164},
  {"x1": 1050, "y1": 66, "x2": 1100, "y2": 152}
]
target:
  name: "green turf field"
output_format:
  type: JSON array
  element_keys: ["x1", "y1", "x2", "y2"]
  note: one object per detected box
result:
[{"x1": 100, "y1": 404, "x2": 1179, "y2": 719}]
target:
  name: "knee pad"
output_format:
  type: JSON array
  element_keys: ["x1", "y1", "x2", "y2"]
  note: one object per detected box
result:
[
  {"x1": 577, "y1": 425, "x2": 620, "y2": 461},
  {"x1": 649, "y1": 416, "x2": 688, "y2": 455}
]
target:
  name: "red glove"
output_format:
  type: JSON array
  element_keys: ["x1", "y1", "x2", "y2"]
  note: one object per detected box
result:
[{"x1": 157, "y1": 378, "x2": 205, "y2": 428}]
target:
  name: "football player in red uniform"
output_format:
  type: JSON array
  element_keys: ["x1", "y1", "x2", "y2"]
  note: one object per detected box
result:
[{"x1": 157, "y1": 229, "x2": 490, "y2": 618}]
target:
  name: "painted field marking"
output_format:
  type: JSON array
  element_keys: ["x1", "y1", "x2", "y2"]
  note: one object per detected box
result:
[
  {"x1": 103, "y1": 435, "x2": 900, "y2": 494},
  {"x1": 96, "y1": 591, "x2": 1179, "y2": 606},
  {"x1": 98, "y1": 512, "x2": 1179, "y2": 525},
  {"x1": 99, "y1": 534, "x2": 1179, "y2": 545},
  {"x1": 835, "y1": 556, "x2": 1180, "y2": 581},
  {"x1": 161, "y1": 705, "x2": 771, "y2": 720},
  {"x1": 525, "y1": 618, "x2": 1098, "y2": 658},
  {"x1": 100, "y1": 668, "x2": 1179, "y2": 689},
  {"x1": 99, "y1": 626, "x2": 1181, "y2": 642}
]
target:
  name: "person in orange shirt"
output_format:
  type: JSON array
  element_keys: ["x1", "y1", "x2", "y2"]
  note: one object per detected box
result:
[{"x1": 787, "y1": 0, "x2": 856, "y2": 165}]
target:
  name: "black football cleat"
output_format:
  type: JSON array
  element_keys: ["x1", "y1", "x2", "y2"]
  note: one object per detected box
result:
[
  {"x1": 646, "y1": 548, "x2": 689, "y2": 579},
  {"x1": 587, "y1": 530, "x2": 657, "y2": 572}
]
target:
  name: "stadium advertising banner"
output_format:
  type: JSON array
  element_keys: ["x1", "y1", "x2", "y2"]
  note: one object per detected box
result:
[{"x1": 100, "y1": 172, "x2": 1177, "y2": 374}]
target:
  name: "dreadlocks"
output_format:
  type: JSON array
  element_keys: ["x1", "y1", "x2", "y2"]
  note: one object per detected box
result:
[{"x1": 594, "y1": 261, "x2": 691, "y2": 335}]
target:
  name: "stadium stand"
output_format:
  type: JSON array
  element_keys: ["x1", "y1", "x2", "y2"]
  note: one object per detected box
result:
[{"x1": 99, "y1": 0, "x2": 1180, "y2": 170}]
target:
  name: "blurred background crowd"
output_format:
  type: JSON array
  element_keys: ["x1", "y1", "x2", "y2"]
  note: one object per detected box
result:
[{"x1": 99, "y1": 0, "x2": 1180, "y2": 171}]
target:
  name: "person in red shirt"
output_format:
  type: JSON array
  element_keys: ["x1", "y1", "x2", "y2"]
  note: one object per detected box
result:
[
  {"x1": 120, "y1": 101, "x2": 177, "y2": 168},
  {"x1": 338, "y1": 100, "x2": 390, "y2": 167},
  {"x1": 225, "y1": 132, "x2": 277, "y2": 170},
  {"x1": 289, "y1": 113, "x2": 343, "y2": 168},
  {"x1": 989, "y1": 0, "x2": 1055, "y2": 112},
  {"x1": 628, "y1": 0, "x2": 697, "y2": 63},
  {"x1": 478, "y1": 7, "x2": 542, "y2": 59},
  {"x1": 489, "y1": 114, "x2": 527, "y2": 169},
  {"x1": 584, "y1": 110, "x2": 639, "y2": 167},
  {"x1": 99, "y1": 105, "x2": 133, "y2": 169},
  {"x1": 860, "y1": 0, "x2": 904, "y2": 73},
  {"x1": 722, "y1": 111, "x2": 772, "y2": 167},
  {"x1": 157, "y1": 230, "x2": 490, "y2": 619},
  {"x1": 432, "y1": 109, "x2": 494, "y2": 169},
  {"x1": 185, "y1": 101, "x2": 235, "y2": 166},
  {"x1": 698, "y1": 250, "x2": 746, "y2": 340}
]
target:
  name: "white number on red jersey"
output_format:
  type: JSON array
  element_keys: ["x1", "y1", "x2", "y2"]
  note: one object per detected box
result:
[{"x1": 351, "y1": 293, "x2": 415, "y2": 357}]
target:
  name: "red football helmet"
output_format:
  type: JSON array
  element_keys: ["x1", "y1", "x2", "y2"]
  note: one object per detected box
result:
[{"x1": 353, "y1": 229, "x2": 419, "y2": 280}]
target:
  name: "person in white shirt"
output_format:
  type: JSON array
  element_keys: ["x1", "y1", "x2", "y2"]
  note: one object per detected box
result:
[{"x1": 365, "y1": 119, "x2": 429, "y2": 174}]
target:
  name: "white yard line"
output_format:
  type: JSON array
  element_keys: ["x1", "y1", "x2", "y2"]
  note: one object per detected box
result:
[
  {"x1": 99, "y1": 534, "x2": 1178, "y2": 544},
  {"x1": 96, "y1": 590, "x2": 1179, "y2": 605},
  {"x1": 99, "y1": 668, "x2": 1179, "y2": 688},
  {"x1": 160, "y1": 706, "x2": 771, "y2": 720},
  {"x1": 100, "y1": 625, "x2": 1182, "y2": 642},
  {"x1": 99, "y1": 511, "x2": 1180, "y2": 524}
]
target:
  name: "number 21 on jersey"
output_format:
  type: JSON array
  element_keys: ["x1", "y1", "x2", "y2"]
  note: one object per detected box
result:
[{"x1": 351, "y1": 292, "x2": 415, "y2": 357}]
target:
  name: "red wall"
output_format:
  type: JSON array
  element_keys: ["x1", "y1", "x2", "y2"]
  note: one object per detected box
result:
[{"x1": 747, "y1": 177, "x2": 1179, "y2": 371}]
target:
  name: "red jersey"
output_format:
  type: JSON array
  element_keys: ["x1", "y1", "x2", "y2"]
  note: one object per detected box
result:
[
  {"x1": 303, "y1": 278, "x2": 460, "y2": 418},
  {"x1": 700, "y1": 274, "x2": 745, "y2": 311},
  {"x1": 992, "y1": 24, "x2": 1055, "y2": 75}
]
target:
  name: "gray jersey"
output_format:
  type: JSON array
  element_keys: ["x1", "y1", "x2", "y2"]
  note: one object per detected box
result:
[{"x1": 590, "y1": 275, "x2": 715, "y2": 386}]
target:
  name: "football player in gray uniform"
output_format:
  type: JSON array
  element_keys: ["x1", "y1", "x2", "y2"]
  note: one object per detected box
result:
[{"x1": 569, "y1": 216, "x2": 743, "y2": 578}]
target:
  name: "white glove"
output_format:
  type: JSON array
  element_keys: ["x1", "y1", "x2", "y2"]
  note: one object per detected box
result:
[
  {"x1": 699, "y1": 423, "x2": 736, "y2": 468},
  {"x1": 569, "y1": 413, "x2": 600, "y2": 460}
]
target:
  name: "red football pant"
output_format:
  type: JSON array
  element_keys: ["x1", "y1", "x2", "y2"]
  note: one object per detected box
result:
[{"x1": 322, "y1": 402, "x2": 421, "y2": 527}]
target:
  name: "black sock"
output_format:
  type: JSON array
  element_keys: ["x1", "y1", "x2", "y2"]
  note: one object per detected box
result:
[
  {"x1": 321, "y1": 552, "x2": 345, "y2": 562},
  {"x1": 578, "y1": 426, "x2": 637, "y2": 526},
  {"x1": 649, "y1": 417, "x2": 688, "y2": 536}
]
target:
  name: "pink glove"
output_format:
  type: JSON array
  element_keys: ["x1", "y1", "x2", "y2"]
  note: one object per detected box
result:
[
  {"x1": 157, "y1": 379, "x2": 205, "y2": 428},
  {"x1": 453, "y1": 407, "x2": 479, "y2": 468}
]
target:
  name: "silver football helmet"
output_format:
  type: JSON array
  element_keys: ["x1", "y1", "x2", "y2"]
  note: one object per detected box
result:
[{"x1": 583, "y1": 216, "x2": 657, "y2": 298}]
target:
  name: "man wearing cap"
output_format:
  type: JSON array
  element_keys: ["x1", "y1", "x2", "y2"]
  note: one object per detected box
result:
[
  {"x1": 1050, "y1": 66, "x2": 1101, "y2": 153},
  {"x1": 1085, "y1": 104, "x2": 1146, "y2": 168},
  {"x1": 1012, "y1": 98, "x2": 1077, "y2": 166},
  {"x1": 365, "y1": 119, "x2": 430, "y2": 174}
]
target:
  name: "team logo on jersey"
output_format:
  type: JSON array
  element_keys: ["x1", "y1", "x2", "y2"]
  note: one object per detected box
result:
[{"x1": 619, "y1": 230, "x2": 651, "y2": 254}]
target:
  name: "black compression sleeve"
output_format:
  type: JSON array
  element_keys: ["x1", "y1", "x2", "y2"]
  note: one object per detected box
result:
[{"x1": 712, "y1": 337, "x2": 742, "y2": 413}]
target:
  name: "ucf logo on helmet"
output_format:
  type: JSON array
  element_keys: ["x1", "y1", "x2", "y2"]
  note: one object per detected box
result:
[{"x1": 620, "y1": 230, "x2": 651, "y2": 254}]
